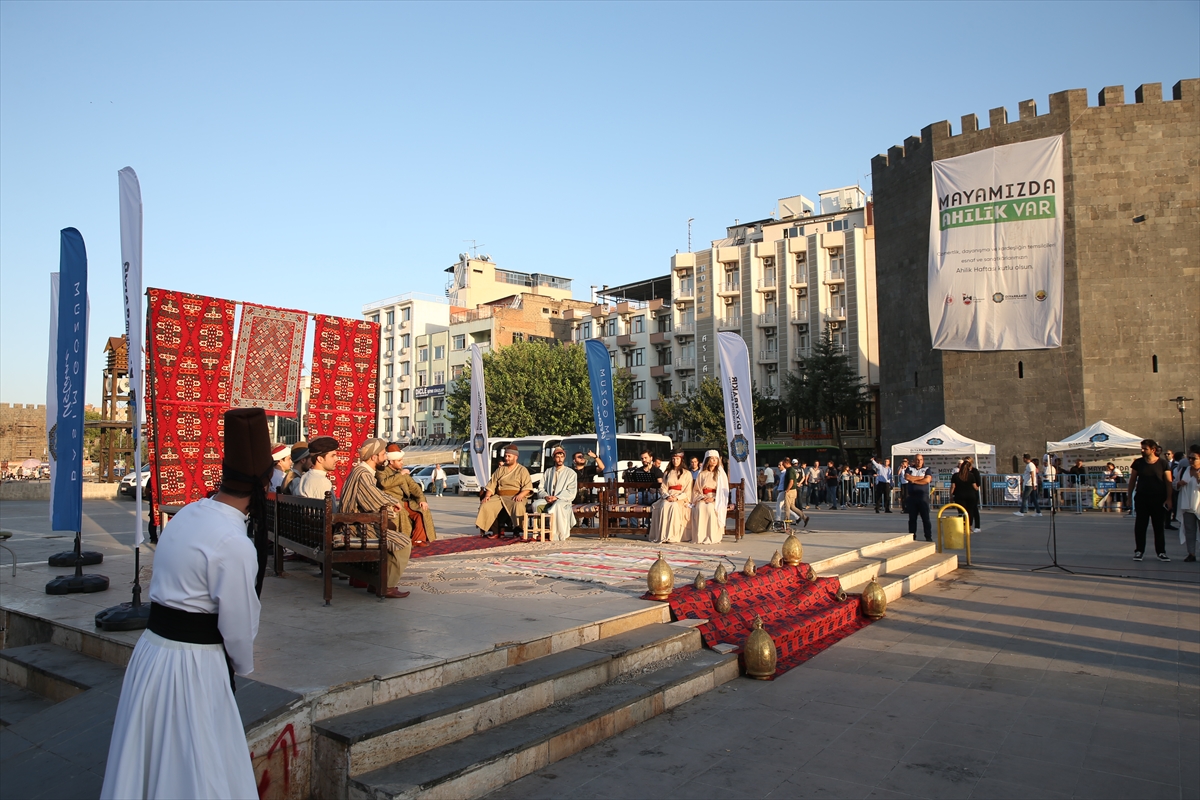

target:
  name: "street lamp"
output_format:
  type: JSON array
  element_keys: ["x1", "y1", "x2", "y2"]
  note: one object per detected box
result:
[{"x1": 1169, "y1": 396, "x2": 1192, "y2": 449}]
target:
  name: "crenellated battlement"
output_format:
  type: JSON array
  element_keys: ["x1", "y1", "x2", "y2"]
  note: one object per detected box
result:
[{"x1": 872, "y1": 78, "x2": 1198, "y2": 170}]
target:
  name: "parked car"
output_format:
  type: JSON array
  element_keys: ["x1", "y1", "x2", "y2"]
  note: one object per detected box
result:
[
  {"x1": 412, "y1": 464, "x2": 460, "y2": 494},
  {"x1": 120, "y1": 466, "x2": 151, "y2": 498}
]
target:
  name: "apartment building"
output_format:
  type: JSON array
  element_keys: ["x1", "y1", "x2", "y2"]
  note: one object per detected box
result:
[{"x1": 363, "y1": 292, "x2": 451, "y2": 441}]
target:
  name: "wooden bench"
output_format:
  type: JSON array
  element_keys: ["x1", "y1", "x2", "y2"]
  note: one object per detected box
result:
[
  {"x1": 271, "y1": 491, "x2": 390, "y2": 605},
  {"x1": 570, "y1": 480, "x2": 747, "y2": 541}
]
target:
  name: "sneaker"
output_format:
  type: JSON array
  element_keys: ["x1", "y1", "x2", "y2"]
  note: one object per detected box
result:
[
  {"x1": 1185, "y1": 554, "x2": 1196, "y2": 562},
  {"x1": 1035, "y1": 512, "x2": 1043, "y2": 517},
  {"x1": 1013, "y1": 512, "x2": 1025, "y2": 517},
  {"x1": 1133, "y1": 551, "x2": 1143, "y2": 561},
  {"x1": 974, "y1": 527, "x2": 981, "y2": 533},
  {"x1": 1157, "y1": 553, "x2": 1170, "y2": 562}
]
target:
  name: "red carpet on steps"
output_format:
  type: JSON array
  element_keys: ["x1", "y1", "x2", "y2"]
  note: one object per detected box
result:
[
  {"x1": 411, "y1": 535, "x2": 526, "y2": 558},
  {"x1": 665, "y1": 564, "x2": 873, "y2": 678}
]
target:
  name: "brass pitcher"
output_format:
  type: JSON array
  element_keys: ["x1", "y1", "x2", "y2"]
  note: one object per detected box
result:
[
  {"x1": 860, "y1": 576, "x2": 887, "y2": 619},
  {"x1": 782, "y1": 532, "x2": 803, "y2": 566},
  {"x1": 714, "y1": 587, "x2": 732, "y2": 614},
  {"x1": 743, "y1": 557, "x2": 757, "y2": 577},
  {"x1": 646, "y1": 552, "x2": 674, "y2": 601},
  {"x1": 714, "y1": 563, "x2": 729, "y2": 584},
  {"x1": 743, "y1": 614, "x2": 777, "y2": 680},
  {"x1": 693, "y1": 572, "x2": 706, "y2": 590},
  {"x1": 769, "y1": 550, "x2": 782, "y2": 568},
  {"x1": 800, "y1": 563, "x2": 816, "y2": 582}
]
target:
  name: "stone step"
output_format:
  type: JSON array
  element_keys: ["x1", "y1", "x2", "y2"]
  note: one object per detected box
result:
[
  {"x1": 313, "y1": 622, "x2": 702, "y2": 798},
  {"x1": 817, "y1": 540, "x2": 938, "y2": 588},
  {"x1": 0, "y1": 679, "x2": 56, "y2": 726},
  {"x1": 842, "y1": 552, "x2": 960, "y2": 603},
  {"x1": 348, "y1": 650, "x2": 738, "y2": 800},
  {"x1": 806, "y1": 534, "x2": 918, "y2": 573},
  {"x1": 0, "y1": 642, "x2": 126, "y2": 701}
]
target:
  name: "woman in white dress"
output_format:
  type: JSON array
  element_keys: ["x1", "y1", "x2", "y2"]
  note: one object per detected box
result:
[
  {"x1": 687, "y1": 450, "x2": 730, "y2": 545},
  {"x1": 101, "y1": 408, "x2": 273, "y2": 800},
  {"x1": 537, "y1": 446, "x2": 578, "y2": 541},
  {"x1": 650, "y1": 451, "x2": 693, "y2": 543}
]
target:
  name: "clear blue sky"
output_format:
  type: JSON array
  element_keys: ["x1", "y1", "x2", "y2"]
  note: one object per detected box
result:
[{"x1": 2, "y1": 0, "x2": 1197, "y2": 406}]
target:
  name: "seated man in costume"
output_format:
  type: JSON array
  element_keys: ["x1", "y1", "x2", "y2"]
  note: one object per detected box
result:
[
  {"x1": 338, "y1": 438, "x2": 412, "y2": 599},
  {"x1": 476, "y1": 443, "x2": 532, "y2": 537},
  {"x1": 376, "y1": 443, "x2": 437, "y2": 546},
  {"x1": 277, "y1": 440, "x2": 308, "y2": 495},
  {"x1": 269, "y1": 444, "x2": 292, "y2": 492},
  {"x1": 536, "y1": 446, "x2": 577, "y2": 541},
  {"x1": 294, "y1": 436, "x2": 339, "y2": 501}
]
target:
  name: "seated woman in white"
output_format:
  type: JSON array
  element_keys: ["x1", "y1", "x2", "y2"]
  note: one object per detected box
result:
[
  {"x1": 650, "y1": 450, "x2": 693, "y2": 543},
  {"x1": 687, "y1": 450, "x2": 729, "y2": 545}
]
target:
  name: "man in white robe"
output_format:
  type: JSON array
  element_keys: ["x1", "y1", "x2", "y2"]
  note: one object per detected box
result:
[
  {"x1": 101, "y1": 407, "x2": 273, "y2": 800},
  {"x1": 536, "y1": 446, "x2": 577, "y2": 541}
]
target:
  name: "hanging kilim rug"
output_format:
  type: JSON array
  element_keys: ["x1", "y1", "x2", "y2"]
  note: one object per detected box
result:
[
  {"x1": 474, "y1": 545, "x2": 739, "y2": 586},
  {"x1": 667, "y1": 564, "x2": 873, "y2": 678},
  {"x1": 306, "y1": 315, "x2": 380, "y2": 490},
  {"x1": 230, "y1": 303, "x2": 308, "y2": 414},
  {"x1": 146, "y1": 288, "x2": 236, "y2": 513}
]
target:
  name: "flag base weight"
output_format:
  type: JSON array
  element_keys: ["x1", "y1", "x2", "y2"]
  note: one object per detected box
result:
[
  {"x1": 95, "y1": 601, "x2": 150, "y2": 631},
  {"x1": 46, "y1": 573, "x2": 109, "y2": 595},
  {"x1": 48, "y1": 550, "x2": 103, "y2": 567}
]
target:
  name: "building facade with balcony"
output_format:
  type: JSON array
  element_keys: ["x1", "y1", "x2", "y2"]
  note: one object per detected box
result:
[{"x1": 363, "y1": 292, "x2": 451, "y2": 441}]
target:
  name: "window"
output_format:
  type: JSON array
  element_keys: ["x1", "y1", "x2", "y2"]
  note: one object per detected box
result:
[
  {"x1": 659, "y1": 347, "x2": 672, "y2": 366},
  {"x1": 400, "y1": 361, "x2": 410, "y2": 376},
  {"x1": 434, "y1": 371, "x2": 444, "y2": 385},
  {"x1": 632, "y1": 315, "x2": 645, "y2": 333},
  {"x1": 384, "y1": 364, "x2": 393, "y2": 379},
  {"x1": 399, "y1": 389, "x2": 410, "y2": 403},
  {"x1": 765, "y1": 336, "x2": 777, "y2": 354},
  {"x1": 433, "y1": 397, "x2": 445, "y2": 411},
  {"x1": 633, "y1": 414, "x2": 645, "y2": 432},
  {"x1": 826, "y1": 219, "x2": 850, "y2": 232},
  {"x1": 451, "y1": 365, "x2": 464, "y2": 380},
  {"x1": 453, "y1": 335, "x2": 466, "y2": 350},
  {"x1": 434, "y1": 345, "x2": 445, "y2": 360},
  {"x1": 433, "y1": 422, "x2": 445, "y2": 435},
  {"x1": 418, "y1": 347, "x2": 428, "y2": 362},
  {"x1": 417, "y1": 373, "x2": 427, "y2": 387},
  {"x1": 512, "y1": 332, "x2": 525, "y2": 343},
  {"x1": 657, "y1": 315, "x2": 672, "y2": 333},
  {"x1": 383, "y1": 391, "x2": 393, "y2": 405},
  {"x1": 385, "y1": 337, "x2": 394, "y2": 352},
  {"x1": 417, "y1": 422, "x2": 427, "y2": 437},
  {"x1": 401, "y1": 307, "x2": 411, "y2": 322},
  {"x1": 370, "y1": 314, "x2": 379, "y2": 325},
  {"x1": 417, "y1": 398, "x2": 429, "y2": 412},
  {"x1": 605, "y1": 319, "x2": 617, "y2": 337},
  {"x1": 399, "y1": 334, "x2": 410, "y2": 348},
  {"x1": 384, "y1": 419, "x2": 392, "y2": 435},
  {"x1": 386, "y1": 310, "x2": 395, "y2": 325},
  {"x1": 634, "y1": 348, "x2": 645, "y2": 367},
  {"x1": 581, "y1": 321, "x2": 593, "y2": 339},
  {"x1": 399, "y1": 417, "x2": 410, "y2": 433},
  {"x1": 633, "y1": 381, "x2": 646, "y2": 400},
  {"x1": 609, "y1": 351, "x2": 616, "y2": 369},
  {"x1": 828, "y1": 248, "x2": 845, "y2": 277}
]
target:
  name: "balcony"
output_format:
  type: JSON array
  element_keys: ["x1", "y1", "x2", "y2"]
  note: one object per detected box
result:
[
  {"x1": 794, "y1": 347, "x2": 809, "y2": 360},
  {"x1": 756, "y1": 277, "x2": 778, "y2": 291},
  {"x1": 788, "y1": 274, "x2": 808, "y2": 288},
  {"x1": 676, "y1": 282, "x2": 695, "y2": 299},
  {"x1": 757, "y1": 313, "x2": 778, "y2": 327},
  {"x1": 616, "y1": 334, "x2": 635, "y2": 348},
  {"x1": 650, "y1": 364, "x2": 671, "y2": 378},
  {"x1": 828, "y1": 306, "x2": 847, "y2": 321},
  {"x1": 757, "y1": 349, "x2": 779, "y2": 363},
  {"x1": 717, "y1": 280, "x2": 740, "y2": 296},
  {"x1": 717, "y1": 316, "x2": 741, "y2": 331},
  {"x1": 675, "y1": 357, "x2": 697, "y2": 371},
  {"x1": 674, "y1": 323, "x2": 695, "y2": 337},
  {"x1": 790, "y1": 311, "x2": 809, "y2": 324},
  {"x1": 649, "y1": 331, "x2": 669, "y2": 345},
  {"x1": 824, "y1": 269, "x2": 846, "y2": 283}
]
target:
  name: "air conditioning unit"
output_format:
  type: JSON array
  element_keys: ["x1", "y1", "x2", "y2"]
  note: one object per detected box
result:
[
  {"x1": 675, "y1": 302, "x2": 688, "y2": 310},
  {"x1": 724, "y1": 297, "x2": 735, "y2": 305},
  {"x1": 384, "y1": 350, "x2": 393, "y2": 357},
  {"x1": 830, "y1": 284, "x2": 840, "y2": 294},
  {"x1": 766, "y1": 364, "x2": 777, "y2": 373},
  {"x1": 830, "y1": 321, "x2": 844, "y2": 330},
  {"x1": 383, "y1": 403, "x2": 392, "y2": 410},
  {"x1": 399, "y1": 320, "x2": 409, "y2": 330},
  {"x1": 432, "y1": 410, "x2": 441, "y2": 417}
]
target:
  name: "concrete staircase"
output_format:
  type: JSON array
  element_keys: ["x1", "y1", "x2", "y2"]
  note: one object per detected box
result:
[
  {"x1": 811, "y1": 533, "x2": 960, "y2": 601},
  {"x1": 312, "y1": 622, "x2": 737, "y2": 800}
]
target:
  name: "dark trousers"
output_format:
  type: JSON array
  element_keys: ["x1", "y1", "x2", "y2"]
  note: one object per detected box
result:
[
  {"x1": 908, "y1": 493, "x2": 931, "y2": 539},
  {"x1": 956, "y1": 497, "x2": 981, "y2": 531},
  {"x1": 1134, "y1": 501, "x2": 1167, "y2": 555},
  {"x1": 875, "y1": 482, "x2": 892, "y2": 512}
]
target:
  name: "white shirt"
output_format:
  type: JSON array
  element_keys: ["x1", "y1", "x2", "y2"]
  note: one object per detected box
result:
[
  {"x1": 1043, "y1": 464, "x2": 1057, "y2": 483},
  {"x1": 762, "y1": 467, "x2": 774, "y2": 484},
  {"x1": 150, "y1": 498, "x2": 261, "y2": 674},
  {"x1": 1023, "y1": 461, "x2": 1039, "y2": 487},
  {"x1": 295, "y1": 468, "x2": 333, "y2": 500}
]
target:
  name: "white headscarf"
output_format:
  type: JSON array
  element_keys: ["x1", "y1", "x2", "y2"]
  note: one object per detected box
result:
[{"x1": 701, "y1": 450, "x2": 730, "y2": 520}]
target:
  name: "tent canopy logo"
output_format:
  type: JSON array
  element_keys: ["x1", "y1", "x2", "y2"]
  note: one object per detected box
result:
[
  {"x1": 1089, "y1": 433, "x2": 1110, "y2": 443},
  {"x1": 926, "y1": 437, "x2": 944, "y2": 446}
]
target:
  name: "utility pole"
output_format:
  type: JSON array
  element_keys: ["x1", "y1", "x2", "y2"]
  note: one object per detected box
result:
[{"x1": 688, "y1": 218, "x2": 694, "y2": 253}]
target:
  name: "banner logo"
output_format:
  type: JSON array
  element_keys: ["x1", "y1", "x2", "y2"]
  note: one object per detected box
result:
[
  {"x1": 926, "y1": 437, "x2": 944, "y2": 446},
  {"x1": 962, "y1": 294, "x2": 973, "y2": 305},
  {"x1": 473, "y1": 433, "x2": 485, "y2": 454},
  {"x1": 1089, "y1": 433, "x2": 1109, "y2": 443},
  {"x1": 992, "y1": 293, "x2": 1005, "y2": 304},
  {"x1": 945, "y1": 295, "x2": 954, "y2": 305},
  {"x1": 1035, "y1": 290, "x2": 1047, "y2": 301},
  {"x1": 730, "y1": 434, "x2": 750, "y2": 463}
]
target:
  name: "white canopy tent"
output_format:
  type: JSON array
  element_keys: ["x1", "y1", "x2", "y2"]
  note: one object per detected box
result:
[
  {"x1": 891, "y1": 424, "x2": 997, "y2": 474},
  {"x1": 1046, "y1": 420, "x2": 1143, "y2": 464}
]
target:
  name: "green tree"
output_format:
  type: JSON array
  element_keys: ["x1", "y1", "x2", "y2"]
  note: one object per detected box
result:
[
  {"x1": 84, "y1": 409, "x2": 104, "y2": 462},
  {"x1": 446, "y1": 341, "x2": 634, "y2": 437},
  {"x1": 781, "y1": 331, "x2": 866, "y2": 462},
  {"x1": 651, "y1": 376, "x2": 782, "y2": 448}
]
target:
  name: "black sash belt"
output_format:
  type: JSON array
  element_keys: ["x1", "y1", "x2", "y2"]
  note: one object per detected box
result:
[{"x1": 147, "y1": 602, "x2": 237, "y2": 693}]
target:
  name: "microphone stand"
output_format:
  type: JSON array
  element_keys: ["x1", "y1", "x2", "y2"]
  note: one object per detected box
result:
[{"x1": 1033, "y1": 480, "x2": 1073, "y2": 574}]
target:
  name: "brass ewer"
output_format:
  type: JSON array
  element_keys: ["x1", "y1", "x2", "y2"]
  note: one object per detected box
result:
[
  {"x1": 860, "y1": 576, "x2": 887, "y2": 619},
  {"x1": 743, "y1": 614, "x2": 777, "y2": 680},
  {"x1": 714, "y1": 588, "x2": 732, "y2": 614},
  {"x1": 714, "y1": 563, "x2": 729, "y2": 584},
  {"x1": 693, "y1": 572, "x2": 706, "y2": 590},
  {"x1": 835, "y1": 586, "x2": 847, "y2": 602},
  {"x1": 781, "y1": 532, "x2": 803, "y2": 566},
  {"x1": 800, "y1": 564, "x2": 816, "y2": 582},
  {"x1": 646, "y1": 552, "x2": 674, "y2": 601},
  {"x1": 769, "y1": 550, "x2": 782, "y2": 568},
  {"x1": 743, "y1": 557, "x2": 757, "y2": 577}
]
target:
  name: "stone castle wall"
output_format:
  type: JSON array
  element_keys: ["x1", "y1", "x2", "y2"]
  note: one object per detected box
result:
[
  {"x1": 0, "y1": 403, "x2": 47, "y2": 463},
  {"x1": 872, "y1": 80, "x2": 1199, "y2": 468}
]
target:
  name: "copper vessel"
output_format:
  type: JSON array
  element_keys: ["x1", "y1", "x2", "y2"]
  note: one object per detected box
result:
[
  {"x1": 646, "y1": 552, "x2": 674, "y2": 601},
  {"x1": 860, "y1": 576, "x2": 887, "y2": 619},
  {"x1": 781, "y1": 532, "x2": 803, "y2": 566},
  {"x1": 743, "y1": 614, "x2": 777, "y2": 680},
  {"x1": 714, "y1": 587, "x2": 732, "y2": 614}
]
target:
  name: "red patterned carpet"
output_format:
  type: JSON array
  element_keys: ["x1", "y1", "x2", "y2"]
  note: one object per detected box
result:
[
  {"x1": 666, "y1": 564, "x2": 873, "y2": 678},
  {"x1": 411, "y1": 535, "x2": 527, "y2": 559},
  {"x1": 230, "y1": 303, "x2": 308, "y2": 413}
]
